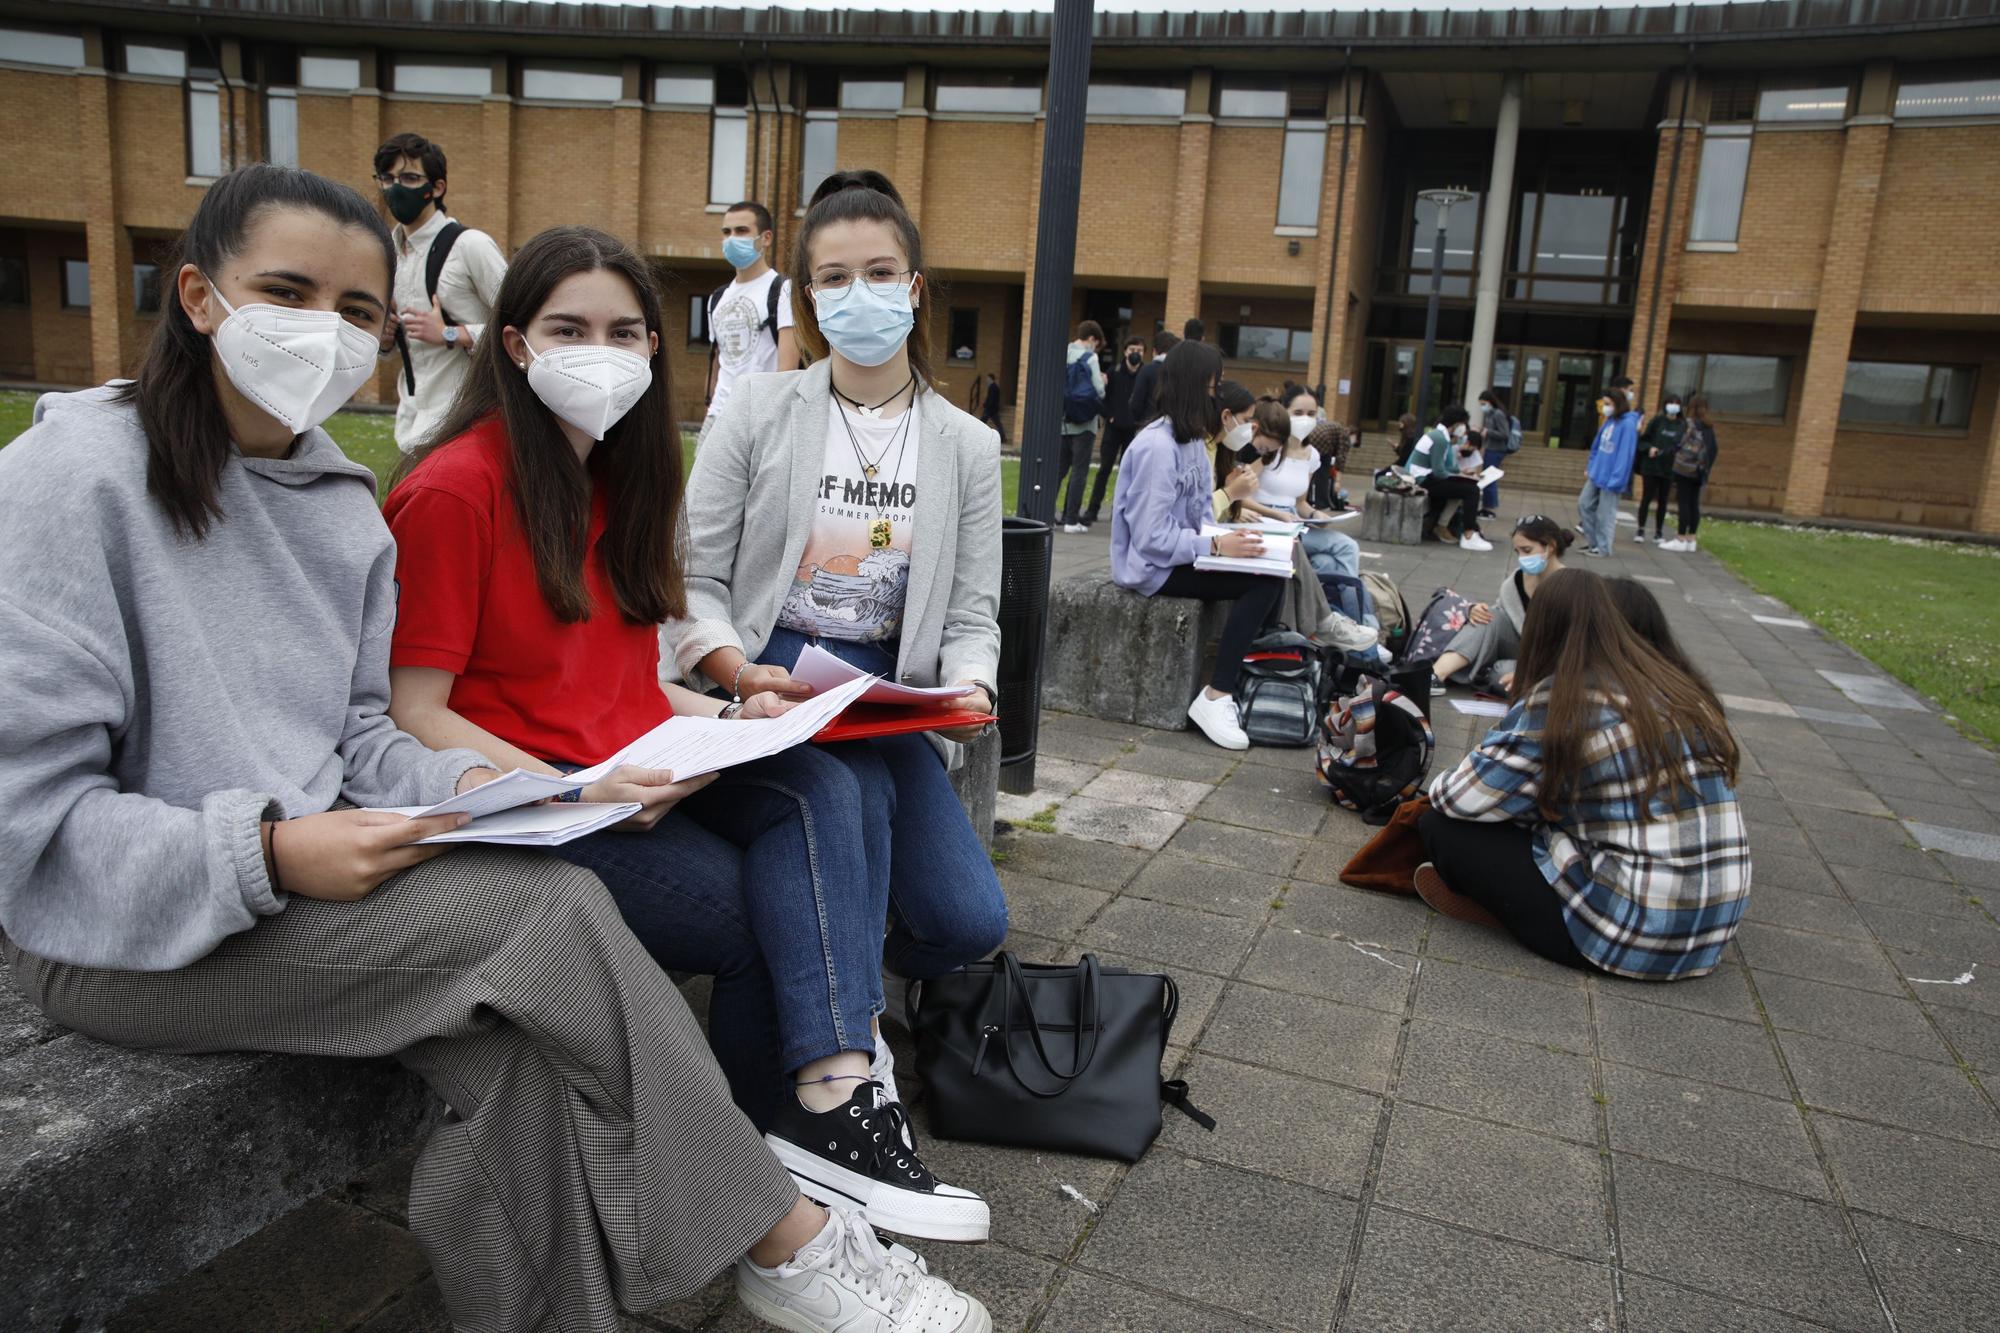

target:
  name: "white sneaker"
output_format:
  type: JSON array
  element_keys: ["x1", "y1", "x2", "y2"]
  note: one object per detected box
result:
[
  {"x1": 871, "y1": 1028, "x2": 901, "y2": 1108},
  {"x1": 1683, "y1": 537, "x2": 1698, "y2": 551},
  {"x1": 1061, "y1": 522, "x2": 1088, "y2": 535},
  {"x1": 1187, "y1": 690, "x2": 1249, "y2": 750},
  {"x1": 1633, "y1": 531, "x2": 1646, "y2": 544},
  {"x1": 737, "y1": 1205, "x2": 993, "y2": 1333},
  {"x1": 1459, "y1": 532, "x2": 1493, "y2": 552}
]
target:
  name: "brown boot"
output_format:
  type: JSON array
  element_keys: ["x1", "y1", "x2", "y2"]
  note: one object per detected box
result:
[{"x1": 1413, "y1": 862, "x2": 1503, "y2": 929}]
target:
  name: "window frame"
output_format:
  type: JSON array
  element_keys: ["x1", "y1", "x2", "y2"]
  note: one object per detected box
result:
[
  {"x1": 0, "y1": 255, "x2": 29, "y2": 309},
  {"x1": 264, "y1": 85, "x2": 299, "y2": 167},
  {"x1": 0, "y1": 25, "x2": 85, "y2": 70},
  {"x1": 652, "y1": 64, "x2": 715, "y2": 107},
  {"x1": 60, "y1": 258, "x2": 91, "y2": 311},
  {"x1": 1219, "y1": 321, "x2": 1312, "y2": 367},
  {"x1": 120, "y1": 36, "x2": 189, "y2": 79},
  {"x1": 1662, "y1": 349, "x2": 1793, "y2": 423},
  {"x1": 800, "y1": 112, "x2": 839, "y2": 203},
  {"x1": 1893, "y1": 71, "x2": 2000, "y2": 121},
  {"x1": 1084, "y1": 78, "x2": 1185, "y2": 119},
  {"x1": 932, "y1": 72, "x2": 1041, "y2": 116},
  {"x1": 387, "y1": 55, "x2": 492, "y2": 99},
  {"x1": 520, "y1": 59, "x2": 624, "y2": 104},
  {"x1": 298, "y1": 51, "x2": 362, "y2": 92},
  {"x1": 133, "y1": 261, "x2": 163, "y2": 317},
  {"x1": 708, "y1": 108, "x2": 749, "y2": 206},
  {"x1": 839, "y1": 78, "x2": 904, "y2": 112},
  {"x1": 946, "y1": 307, "x2": 979, "y2": 363},
  {"x1": 1838, "y1": 359, "x2": 1978, "y2": 435},
  {"x1": 185, "y1": 78, "x2": 225, "y2": 179},
  {"x1": 1276, "y1": 121, "x2": 1327, "y2": 231},
  {"x1": 1687, "y1": 126, "x2": 1752, "y2": 248},
  {"x1": 687, "y1": 293, "x2": 710, "y2": 347}
]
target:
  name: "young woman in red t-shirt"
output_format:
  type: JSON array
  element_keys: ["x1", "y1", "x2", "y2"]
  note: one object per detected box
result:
[{"x1": 384, "y1": 226, "x2": 987, "y2": 1248}]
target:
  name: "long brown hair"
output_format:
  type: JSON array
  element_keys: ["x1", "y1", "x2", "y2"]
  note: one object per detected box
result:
[
  {"x1": 403, "y1": 226, "x2": 684, "y2": 624},
  {"x1": 1510, "y1": 568, "x2": 1738, "y2": 818},
  {"x1": 790, "y1": 170, "x2": 932, "y2": 386}
]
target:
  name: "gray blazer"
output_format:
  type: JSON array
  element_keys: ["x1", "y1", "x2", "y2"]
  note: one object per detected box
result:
[{"x1": 663, "y1": 358, "x2": 1002, "y2": 763}]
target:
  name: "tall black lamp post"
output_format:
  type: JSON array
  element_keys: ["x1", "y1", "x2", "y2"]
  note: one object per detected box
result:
[{"x1": 1413, "y1": 187, "x2": 1472, "y2": 427}]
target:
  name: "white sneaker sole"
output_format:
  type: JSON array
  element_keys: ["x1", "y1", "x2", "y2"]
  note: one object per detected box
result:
[
  {"x1": 766, "y1": 1134, "x2": 992, "y2": 1243},
  {"x1": 1186, "y1": 701, "x2": 1250, "y2": 750},
  {"x1": 736, "y1": 1271, "x2": 996, "y2": 1333}
]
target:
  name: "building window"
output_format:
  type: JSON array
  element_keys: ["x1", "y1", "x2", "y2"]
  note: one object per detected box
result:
[
  {"x1": 710, "y1": 110, "x2": 748, "y2": 205},
  {"x1": 133, "y1": 262, "x2": 163, "y2": 315},
  {"x1": 1840, "y1": 361, "x2": 1976, "y2": 430},
  {"x1": 1220, "y1": 323, "x2": 1309, "y2": 365},
  {"x1": 800, "y1": 114, "x2": 839, "y2": 203},
  {"x1": 1085, "y1": 80, "x2": 1184, "y2": 117},
  {"x1": 187, "y1": 80, "x2": 224, "y2": 177},
  {"x1": 934, "y1": 72, "x2": 1040, "y2": 115},
  {"x1": 841, "y1": 79, "x2": 903, "y2": 111},
  {"x1": 1664, "y1": 351, "x2": 1792, "y2": 420},
  {"x1": 1216, "y1": 80, "x2": 1288, "y2": 119},
  {"x1": 388, "y1": 56, "x2": 490, "y2": 98},
  {"x1": 948, "y1": 308, "x2": 978, "y2": 362},
  {"x1": 0, "y1": 26, "x2": 85, "y2": 69},
  {"x1": 0, "y1": 256, "x2": 28, "y2": 307},
  {"x1": 653, "y1": 65, "x2": 714, "y2": 106},
  {"x1": 688, "y1": 294, "x2": 710, "y2": 346},
  {"x1": 61, "y1": 259, "x2": 90, "y2": 310},
  {"x1": 299, "y1": 52, "x2": 361, "y2": 91},
  {"x1": 1277, "y1": 124, "x2": 1326, "y2": 228},
  {"x1": 1756, "y1": 84, "x2": 1849, "y2": 123},
  {"x1": 522, "y1": 60, "x2": 622, "y2": 103},
  {"x1": 1688, "y1": 130, "x2": 1750, "y2": 244},
  {"x1": 265, "y1": 87, "x2": 299, "y2": 166},
  {"x1": 1895, "y1": 73, "x2": 2000, "y2": 119},
  {"x1": 122, "y1": 38, "x2": 188, "y2": 78}
]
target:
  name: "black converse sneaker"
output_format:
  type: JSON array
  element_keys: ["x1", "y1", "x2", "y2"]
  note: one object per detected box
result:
[{"x1": 765, "y1": 1082, "x2": 990, "y2": 1243}]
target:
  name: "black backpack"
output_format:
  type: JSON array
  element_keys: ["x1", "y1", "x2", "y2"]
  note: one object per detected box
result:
[
  {"x1": 1231, "y1": 629, "x2": 1322, "y2": 748},
  {"x1": 1316, "y1": 677, "x2": 1437, "y2": 824},
  {"x1": 393, "y1": 220, "x2": 466, "y2": 394}
]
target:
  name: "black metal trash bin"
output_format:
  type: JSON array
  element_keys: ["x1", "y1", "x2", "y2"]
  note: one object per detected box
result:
[{"x1": 996, "y1": 515, "x2": 1054, "y2": 793}]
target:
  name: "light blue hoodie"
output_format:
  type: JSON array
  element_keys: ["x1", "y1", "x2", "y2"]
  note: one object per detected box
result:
[{"x1": 1587, "y1": 410, "x2": 1641, "y2": 491}]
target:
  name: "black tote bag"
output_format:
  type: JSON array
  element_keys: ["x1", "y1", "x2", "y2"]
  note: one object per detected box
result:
[{"x1": 907, "y1": 952, "x2": 1211, "y2": 1162}]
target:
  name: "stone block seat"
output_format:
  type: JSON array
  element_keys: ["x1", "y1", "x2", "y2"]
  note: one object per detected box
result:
[
  {"x1": 0, "y1": 730, "x2": 1000, "y2": 1332},
  {"x1": 1358, "y1": 487, "x2": 1429, "y2": 545},
  {"x1": 1041, "y1": 574, "x2": 1227, "y2": 730}
]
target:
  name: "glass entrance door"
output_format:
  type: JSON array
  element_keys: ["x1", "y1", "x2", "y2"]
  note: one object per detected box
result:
[{"x1": 1549, "y1": 353, "x2": 1603, "y2": 450}]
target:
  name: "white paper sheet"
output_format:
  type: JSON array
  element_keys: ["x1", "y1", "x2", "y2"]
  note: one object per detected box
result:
[
  {"x1": 1477, "y1": 466, "x2": 1505, "y2": 488},
  {"x1": 402, "y1": 672, "x2": 878, "y2": 822},
  {"x1": 1448, "y1": 698, "x2": 1511, "y2": 717},
  {"x1": 1195, "y1": 526, "x2": 1295, "y2": 578},
  {"x1": 387, "y1": 802, "x2": 642, "y2": 846},
  {"x1": 791, "y1": 643, "x2": 975, "y2": 705},
  {"x1": 1300, "y1": 511, "x2": 1361, "y2": 525}
]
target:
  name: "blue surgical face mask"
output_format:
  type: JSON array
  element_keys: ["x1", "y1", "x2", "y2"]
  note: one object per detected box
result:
[
  {"x1": 1518, "y1": 553, "x2": 1548, "y2": 575},
  {"x1": 813, "y1": 279, "x2": 916, "y2": 368},
  {"x1": 722, "y1": 235, "x2": 762, "y2": 270}
]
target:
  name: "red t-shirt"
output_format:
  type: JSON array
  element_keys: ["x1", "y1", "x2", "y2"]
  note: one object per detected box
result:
[{"x1": 383, "y1": 417, "x2": 671, "y2": 766}]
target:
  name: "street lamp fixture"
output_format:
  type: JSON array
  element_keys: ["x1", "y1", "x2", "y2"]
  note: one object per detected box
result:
[{"x1": 1414, "y1": 186, "x2": 1473, "y2": 427}]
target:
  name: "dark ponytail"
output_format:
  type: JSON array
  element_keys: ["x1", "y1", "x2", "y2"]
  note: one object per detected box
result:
[{"x1": 115, "y1": 164, "x2": 393, "y2": 540}]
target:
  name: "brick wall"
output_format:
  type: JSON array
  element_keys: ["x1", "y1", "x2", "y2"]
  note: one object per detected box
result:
[
  {"x1": 24, "y1": 232, "x2": 93, "y2": 385},
  {"x1": 1199, "y1": 125, "x2": 1322, "y2": 291},
  {"x1": 0, "y1": 69, "x2": 86, "y2": 223},
  {"x1": 923, "y1": 121, "x2": 1035, "y2": 273},
  {"x1": 1076, "y1": 123, "x2": 1177, "y2": 281},
  {"x1": 1864, "y1": 124, "x2": 2000, "y2": 316},
  {"x1": 1675, "y1": 127, "x2": 1842, "y2": 312}
]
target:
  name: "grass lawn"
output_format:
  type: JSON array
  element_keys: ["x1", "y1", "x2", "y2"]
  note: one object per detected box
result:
[
  {"x1": 1702, "y1": 519, "x2": 2000, "y2": 748},
  {"x1": 0, "y1": 388, "x2": 1098, "y2": 516}
]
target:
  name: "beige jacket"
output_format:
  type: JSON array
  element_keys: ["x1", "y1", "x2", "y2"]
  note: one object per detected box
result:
[{"x1": 663, "y1": 359, "x2": 1003, "y2": 764}]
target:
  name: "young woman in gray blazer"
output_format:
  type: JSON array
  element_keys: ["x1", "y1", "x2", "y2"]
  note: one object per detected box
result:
[{"x1": 666, "y1": 171, "x2": 1011, "y2": 1217}]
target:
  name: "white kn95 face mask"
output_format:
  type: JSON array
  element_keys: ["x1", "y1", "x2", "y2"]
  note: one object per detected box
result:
[
  {"x1": 205, "y1": 276, "x2": 379, "y2": 434},
  {"x1": 521, "y1": 340, "x2": 653, "y2": 440}
]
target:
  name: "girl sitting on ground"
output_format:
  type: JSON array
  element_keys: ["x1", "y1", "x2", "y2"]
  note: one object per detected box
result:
[
  {"x1": 1412, "y1": 568, "x2": 1750, "y2": 980},
  {"x1": 1429, "y1": 514, "x2": 1572, "y2": 694}
]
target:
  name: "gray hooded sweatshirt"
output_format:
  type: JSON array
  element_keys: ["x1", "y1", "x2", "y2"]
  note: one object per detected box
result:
[{"x1": 0, "y1": 387, "x2": 489, "y2": 971}]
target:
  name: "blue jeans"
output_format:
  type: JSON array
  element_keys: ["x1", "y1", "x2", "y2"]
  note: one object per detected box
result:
[
  {"x1": 759, "y1": 627, "x2": 1009, "y2": 983},
  {"x1": 1482, "y1": 446, "x2": 1508, "y2": 510},
  {"x1": 1301, "y1": 525, "x2": 1360, "y2": 579},
  {"x1": 552, "y1": 744, "x2": 887, "y2": 1129},
  {"x1": 1577, "y1": 478, "x2": 1620, "y2": 553}
]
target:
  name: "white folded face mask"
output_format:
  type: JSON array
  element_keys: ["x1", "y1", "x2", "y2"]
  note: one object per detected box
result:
[
  {"x1": 1289, "y1": 414, "x2": 1317, "y2": 442},
  {"x1": 521, "y1": 340, "x2": 653, "y2": 440},
  {"x1": 206, "y1": 277, "x2": 380, "y2": 434}
]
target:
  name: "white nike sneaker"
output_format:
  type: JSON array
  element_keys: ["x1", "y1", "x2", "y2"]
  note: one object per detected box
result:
[
  {"x1": 1459, "y1": 532, "x2": 1493, "y2": 552},
  {"x1": 737, "y1": 1205, "x2": 993, "y2": 1333},
  {"x1": 871, "y1": 1028, "x2": 901, "y2": 1108},
  {"x1": 1186, "y1": 690, "x2": 1249, "y2": 750}
]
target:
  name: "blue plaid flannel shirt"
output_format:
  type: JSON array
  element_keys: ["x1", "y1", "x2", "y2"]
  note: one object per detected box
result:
[{"x1": 1428, "y1": 685, "x2": 1751, "y2": 980}]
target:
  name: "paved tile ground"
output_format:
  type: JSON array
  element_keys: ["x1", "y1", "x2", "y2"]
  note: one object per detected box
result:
[{"x1": 117, "y1": 491, "x2": 2000, "y2": 1331}]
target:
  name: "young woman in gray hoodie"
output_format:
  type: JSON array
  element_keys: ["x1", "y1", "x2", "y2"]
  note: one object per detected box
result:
[{"x1": 0, "y1": 165, "x2": 989, "y2": 1333}]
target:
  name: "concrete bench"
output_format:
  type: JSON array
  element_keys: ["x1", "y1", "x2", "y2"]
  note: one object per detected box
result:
[
  {"x1": 1358, "y1": 488, "x2": 1429, "y2": 545},
  {"x1": 0, "y1": 729, "x2": 1000, "y2": 1331},
  {"x1": 1041, "y1": 575, "x2": 1227, "y2": 730}
]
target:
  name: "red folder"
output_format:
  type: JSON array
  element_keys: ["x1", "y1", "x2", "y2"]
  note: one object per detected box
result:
[{"x1": 814, "y1": 704, "x2": 999, "y2": 743}]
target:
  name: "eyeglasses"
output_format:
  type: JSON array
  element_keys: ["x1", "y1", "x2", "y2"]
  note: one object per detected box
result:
[
  {"x1": 374, "y1": 172, "x2": 430, "y2": 190},
  {"x1": 808, "y1": 265, "x2": 914, "y2": 302}
]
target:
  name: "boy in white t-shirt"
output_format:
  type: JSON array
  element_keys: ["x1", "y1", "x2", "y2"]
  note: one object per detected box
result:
[{"x1": 702, "y1": 201, "x2": 798, "y2": 444}]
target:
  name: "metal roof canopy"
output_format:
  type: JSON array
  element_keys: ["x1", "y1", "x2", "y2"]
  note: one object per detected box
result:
[{"x1": 6, "y1": 0, "x2": 1999, "y2": 72}]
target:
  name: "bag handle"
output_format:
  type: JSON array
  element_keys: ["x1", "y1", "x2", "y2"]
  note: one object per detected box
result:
[{"x1": 997, "y1": 951, "x2": 1103, "y2": 1097}]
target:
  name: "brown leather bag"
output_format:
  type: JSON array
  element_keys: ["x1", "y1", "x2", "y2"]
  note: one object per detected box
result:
[{"x1": 1339, "y1": 795, "x2": 1431, "y2": 895}]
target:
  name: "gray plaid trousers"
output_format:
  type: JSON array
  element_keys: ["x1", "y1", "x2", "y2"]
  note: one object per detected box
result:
[{"x1": 6, "y1": 847, "x2": 797, "y2": 1332}]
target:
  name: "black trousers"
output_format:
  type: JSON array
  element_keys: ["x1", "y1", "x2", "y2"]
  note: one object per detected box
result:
[
  {"x1": 1417, "y1": 810, "x2": 1589, "y2": 971},
  {"x1": 1675, "y1": 476, "x2": 1703, "y2": 535},
  {"x1": 1636, "y1": 474, "x2": 1671, "y2": 535},
  {"x1": 1422, "y1": 475, "x2": 1483, "y2": 537},
  {"x1": 1084, "y1": 421, "x2": 1136, "y2": 519},
  {"x1": 1058, "y1": 428, "x2": 1097, "y2": 524},
  {"x1": 1157, "y1": 565, "x2": 1283, "y2": 693}
]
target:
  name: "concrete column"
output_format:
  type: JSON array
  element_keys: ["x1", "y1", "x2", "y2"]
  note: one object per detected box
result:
[
  {"x1": 1782, "y1": 119, "x2": 1889, "y2": 519},
  {"x1": 75, "y1": 33, "x2": 131, "y2": 384},
  {"x1": 894, "y1": 66, "x2": 929, "y2": 225},
  {"x1": 1464, "y1": 71, "x2": 1522, "y2": 406},
  {"x1": 1163, "y1": 69, "x2": 1214, "y2": 333}
]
